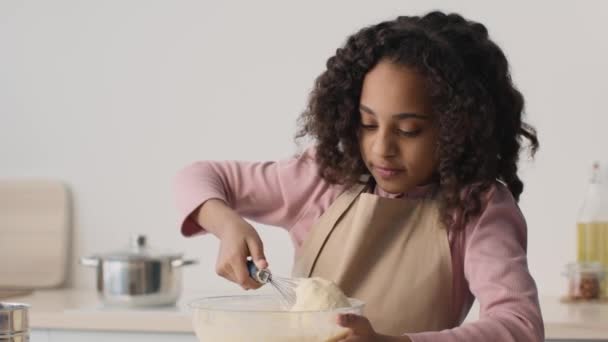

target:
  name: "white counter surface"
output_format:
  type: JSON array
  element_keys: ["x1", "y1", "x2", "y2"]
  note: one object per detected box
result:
[
  {"x1": 7, "y1": 289, "x2": 195, "y2": 333},
  {"x1": 6, "y1": 289, "x2": 608, "y2": 339}
]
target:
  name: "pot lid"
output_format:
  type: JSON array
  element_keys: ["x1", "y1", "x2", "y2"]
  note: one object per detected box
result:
[{"x1": 90, "y1": 234, "x2": 183, "y2": 261}]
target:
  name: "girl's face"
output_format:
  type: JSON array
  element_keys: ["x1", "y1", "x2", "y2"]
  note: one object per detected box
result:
[{"x1": 358, "y1": 59, "x2": 439, "y2": 194}]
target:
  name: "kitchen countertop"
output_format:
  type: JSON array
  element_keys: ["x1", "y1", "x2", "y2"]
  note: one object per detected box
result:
[
  {"x1": 5, "y1": 289, "x2": 196, "y2": 333},
  {"x1": 5, "y1": 289, "x2": 608, "y2": 339},
  {"x1": 465, "y1": 296, "x2": 608, "y2": 340}
]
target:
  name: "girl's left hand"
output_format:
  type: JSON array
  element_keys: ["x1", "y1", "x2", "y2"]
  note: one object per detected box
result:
[{"x1": 335, "y1": 314, "x2": 411, "y2": 342}]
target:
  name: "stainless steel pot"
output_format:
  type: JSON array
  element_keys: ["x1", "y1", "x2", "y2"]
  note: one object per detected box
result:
[
  {"x1": 0, "y1": 303, "x2": 29, "y2": 342},
  {"x1": 81, "y1": 234, "x2": 197, "y2": 307}
]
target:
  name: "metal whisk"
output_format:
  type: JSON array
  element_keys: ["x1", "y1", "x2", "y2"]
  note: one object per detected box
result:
[{"x1": 247, "y1": 260, "x2": 298, "y2": 309}]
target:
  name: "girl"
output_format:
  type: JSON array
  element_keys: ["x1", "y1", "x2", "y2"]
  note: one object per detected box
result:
[{"x1": 174, "y1": 11, "x2": 544, "y2": 342}]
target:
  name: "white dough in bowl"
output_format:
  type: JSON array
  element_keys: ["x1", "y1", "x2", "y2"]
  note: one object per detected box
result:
[{"x1": 291, "y1": 277, "x2": 350, "y2": 311}]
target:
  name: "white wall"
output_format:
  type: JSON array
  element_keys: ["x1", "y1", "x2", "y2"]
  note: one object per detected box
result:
[{"x1": 1, "y1": 0, "x2": 607, "y2": 298}]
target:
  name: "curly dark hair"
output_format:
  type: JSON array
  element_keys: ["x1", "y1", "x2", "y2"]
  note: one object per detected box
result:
[{"x1": 296, "y1": 11, "x2": 539, "y2": 230}]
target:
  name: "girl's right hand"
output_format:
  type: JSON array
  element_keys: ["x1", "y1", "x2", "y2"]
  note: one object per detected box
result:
[
  {"x1": 194, "y1": 198, "x2": 269, "y2": 290},
  {"x1": 214, "y1": 220, "x2": 269, "y2": 290}
]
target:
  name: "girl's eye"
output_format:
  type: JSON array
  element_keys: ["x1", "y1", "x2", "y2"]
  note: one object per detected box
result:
[
  {"x1": 360, "y1": 123, "x2": 377, "y2": 130},
  {"x1": 361, "y1": 123, "x2": 421, "y2": 137},
  {"x1": 398, "y1": 129, "x2": 421, "y2": 137}
]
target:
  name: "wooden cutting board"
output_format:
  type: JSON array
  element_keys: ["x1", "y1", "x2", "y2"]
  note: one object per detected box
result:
[{"x1": 0, "y1": 180, "x2": 70, "y2": 288}]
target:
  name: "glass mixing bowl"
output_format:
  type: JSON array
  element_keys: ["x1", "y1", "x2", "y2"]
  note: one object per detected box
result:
[{"x1": 189, "y1": 295, "x2": 364, "y2": 342}]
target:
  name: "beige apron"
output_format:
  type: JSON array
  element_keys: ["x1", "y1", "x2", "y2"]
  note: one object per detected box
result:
[{"x1": 292, "y1": 183, "x2": 454, "y2": 335}]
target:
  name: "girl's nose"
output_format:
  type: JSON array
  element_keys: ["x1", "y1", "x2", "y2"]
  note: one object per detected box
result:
[{"x1": 371, "y1": 129, "x2": 397, "y2": 157}]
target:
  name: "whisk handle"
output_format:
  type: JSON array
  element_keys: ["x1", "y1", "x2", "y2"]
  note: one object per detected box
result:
[
  {"x1": 247, "y1": 260, "x2": 258, "y2": 278},
  {"x1": 247, "y1": 259, "x2": 271, "y2": 284}
]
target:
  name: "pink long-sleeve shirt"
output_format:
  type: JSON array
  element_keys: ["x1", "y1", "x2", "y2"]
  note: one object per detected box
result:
[{"x1": 174, "y1": 148, "x2": 544, "y2": 342}]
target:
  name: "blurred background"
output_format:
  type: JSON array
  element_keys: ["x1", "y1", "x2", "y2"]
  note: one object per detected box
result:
[{"x1": 1, "y1": 0, "x2": 607, "y2": 302}]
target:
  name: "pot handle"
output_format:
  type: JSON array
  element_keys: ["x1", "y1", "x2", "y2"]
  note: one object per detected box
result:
[
  {"x1": 171, "y1": 259, "x2": 198, "y2": 268},
  {"x1": 80, "y1": 257, "x2": 100, "y2": 267}
]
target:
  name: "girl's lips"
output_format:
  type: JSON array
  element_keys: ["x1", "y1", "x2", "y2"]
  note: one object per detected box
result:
[{"x1": 373, "y1": 166, "x2": 404, "y2": 179}]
